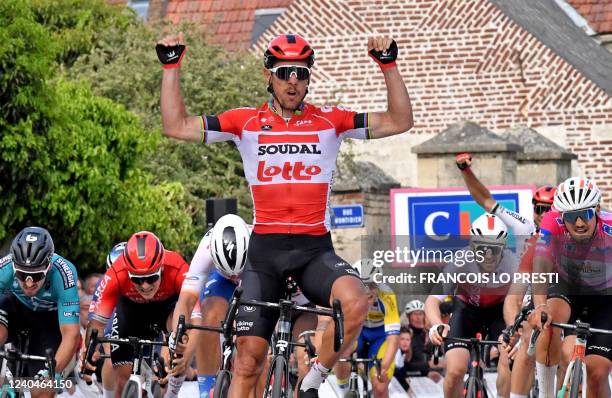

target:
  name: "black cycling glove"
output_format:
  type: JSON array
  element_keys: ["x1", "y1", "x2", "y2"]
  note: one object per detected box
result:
[
  {"x1": 369, "y1": 40, "x2": 398, "y2": 69},
  {"x1": 156, "y1": 44, "x2": 186, "y2": 69}
]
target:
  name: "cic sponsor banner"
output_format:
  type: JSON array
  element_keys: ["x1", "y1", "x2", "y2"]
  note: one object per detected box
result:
[{"x1": 390, "y1": 185, "x2": 534, "y2": 265}]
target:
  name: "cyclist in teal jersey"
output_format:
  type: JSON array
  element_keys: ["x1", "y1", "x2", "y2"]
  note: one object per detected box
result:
[{"x1": 0, "y1": 227, "x2": 81, "y2": 398}]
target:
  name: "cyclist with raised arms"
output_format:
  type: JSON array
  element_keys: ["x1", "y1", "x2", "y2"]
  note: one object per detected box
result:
[
  {"x1": 0, "y1": 227, "x2": 81, "y2": 398},
  {"x1": 84, "y1": 231, "x2": 189, "y2": 398},
  {"x1": 333, "y1": 259, "x2": 400, "y2": 398},
  {"x1": 157, "y1": 30, "x2": 414, "y2": 397},
  {"x1": 426, "y1": 214, "x2": 519, "y2": 398},
  {"x1": 531, "y1": 177, "x2": 611, "y2": 398},
  {"x1": 456, "y1": 153, "x2": 557, "y2": 398}
]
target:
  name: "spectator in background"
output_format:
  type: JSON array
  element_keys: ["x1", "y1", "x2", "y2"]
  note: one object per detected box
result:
[
  {"x1": 399, "y1": 301, "x2": 442, "y2": 382},
  {"x1": 84, "y1": 274, "x2": 102, "y2": 296},
  {"x1": 77, "y1": 277, "x2": 84, "y2": 297}
]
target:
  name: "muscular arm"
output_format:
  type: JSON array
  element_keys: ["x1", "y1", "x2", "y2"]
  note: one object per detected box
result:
[
  {"x1": 424, "y1": 296, "x2": 443, "y2": 326},
  {"x1": 503, "y1": 283, "x2": 527, "y2": 326},
  {"x1": 532, "y1": 255, "x2": 553, "y2": 306},
  {"x1": 170, "y1": 290, "x2": 198, "y2": 333},
  {"x1": 460, "y1": 168, "x2": 496, "y2": 212},
  {"x1": 160, "y1": 69, "x2": 202, "y2": 142},
  {"x1": 55, "y1": 323, "x2": 80, "y2": 374},
  {"x1": 368, "y1": 66, "x2": 414, "y2": 138},
  {"x1": 381, "y1": 334, "x2": 399, "y2": 370}
]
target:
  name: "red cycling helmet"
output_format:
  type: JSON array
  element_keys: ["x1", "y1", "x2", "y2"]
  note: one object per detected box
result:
[
  {"x1": 263, "y1": 34, "x2": 315, "y2": 69},
  {"x1": 532, "y1": 185, "x2": 556, "y2": 205},
  {"x1": 123, "y1": 231, "x2": 165, "y2": 275}
]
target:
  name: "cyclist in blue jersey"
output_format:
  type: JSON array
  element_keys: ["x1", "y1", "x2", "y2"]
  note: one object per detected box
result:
[
  {"x1": 87, "y1": 241, "x2": 127, "y2": 398},
  {"x1": 0, "y1": 227, "x2": 81, "y2": 398}
]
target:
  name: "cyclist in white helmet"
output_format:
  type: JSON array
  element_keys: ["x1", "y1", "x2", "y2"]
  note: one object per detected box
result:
[
  {"x1": 531, "y1": 177, "x2": 611, "y2": 398},
  {"x1": 426, "y1": 213, "x2": 518, "y2": 398},
  {"x1": 169, "y1": 214, "x2": 250, "y2": 398}
]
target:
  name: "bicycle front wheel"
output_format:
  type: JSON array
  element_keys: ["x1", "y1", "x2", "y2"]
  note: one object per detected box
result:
[
  {"x1": 568, "y1": 358, "x2": 583, "y2": 398},
  {"x1": 213, "y1": 370, "x2": 231, "y2": 398},
  {"x1": 121, "y1": 380, "x2": 140, "y2": 398},
  {"x1": 464, "y1": 377, "x2": 477, "y2": 398},
  {"x1": 271, "y1": 356, "x2": 288, "y2": 398}
]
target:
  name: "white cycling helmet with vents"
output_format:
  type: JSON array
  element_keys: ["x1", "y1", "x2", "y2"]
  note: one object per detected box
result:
[
  {"x1": 353, "y1": 259, "x2": 381, "y2": 284},
  {"x1": 470, "y1": 213, "x2": 508, "y2": 245},
  {"x1": 553, "y1": 177, "x2": 601, "y2": 212},
  {"x1": 210, "y1": 214, "x2": 251, "y2": 279},
  {"x1": 405, "y1": 299, "x2": 425, "y2": 315}
]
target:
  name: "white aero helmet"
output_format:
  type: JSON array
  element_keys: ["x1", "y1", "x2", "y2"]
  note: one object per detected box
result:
[
  {"x1": 106, "y1": 242, "x2": 127, "y2": 269},
  {"x1": 405, "y1": 299, "x2": 425, "y2": 315},
  {"x1": 353, "y1": 259, "x2": 381, "y2": 284},
  {"x1": 553, "y1": 177, "x2": 601, "y2": 212},
  {"x1": 470, "y1": 213, "x2": 508, "y2": 245},
  {"x1": 210, "y1": 214, "x2": 250, "y2": 279}
]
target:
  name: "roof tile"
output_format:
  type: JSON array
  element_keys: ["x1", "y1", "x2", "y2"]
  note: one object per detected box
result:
[{"x1": 567, "y1": 0, "x2": 612, "y2": 33}]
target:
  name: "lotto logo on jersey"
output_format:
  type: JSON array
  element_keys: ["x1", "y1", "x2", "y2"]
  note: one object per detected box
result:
[{"x1": 257, "y1": 161, "x2": 322, "y2": 182}]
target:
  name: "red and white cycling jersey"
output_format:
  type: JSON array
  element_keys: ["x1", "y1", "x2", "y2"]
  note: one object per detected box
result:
[
  {"x1": 201, "y1": 101, "x2": 369, "y2": 235},
  {"x1": 536, "y1": 210, "x2": 612, "y2": 290},
  {"x1": 89, "y1": 251, "x2": 189, "y2": 323}
]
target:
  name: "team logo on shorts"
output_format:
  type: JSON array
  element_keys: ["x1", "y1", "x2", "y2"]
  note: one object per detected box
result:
[{"x1": 242, "y1": 305, "x2": 256, "y2": 313}]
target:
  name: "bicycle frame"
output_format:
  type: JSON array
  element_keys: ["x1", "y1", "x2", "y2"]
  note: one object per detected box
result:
[
  {"x1": 440, "y1": 333, "x2": 500, "y2": 398},
  {"x1": 540, "y1": 313, "x2": 612, "y2": 398},
  {"x1": 85, "y1": 329, "x2": 166, "y2": 398},
  {"x1": 338, "y1": 354, "x2": 379, "y2": 397}
]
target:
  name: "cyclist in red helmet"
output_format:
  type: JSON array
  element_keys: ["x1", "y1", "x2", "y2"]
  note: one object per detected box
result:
[
  {"x1": 83, "y1": 231, "x2": 190, "y2": 398},
  {"x1": 157, "y1": 30, "x2": 413, "y2": 397}
]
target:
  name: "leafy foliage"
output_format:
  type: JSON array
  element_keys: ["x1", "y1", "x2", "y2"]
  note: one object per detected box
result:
[
  {"x1": 0, "y1": 0, "x2": 192, "y2": 270},
  {"x1": 69, "y1": 19, "x2": 268, "y2": 245}
]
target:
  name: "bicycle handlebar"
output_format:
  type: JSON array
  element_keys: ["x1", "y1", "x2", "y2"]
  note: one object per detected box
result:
[
  {"x1": 238, "y1": 291, "x2": 344, "y2": 352},
  {"x1": 503, "y1": 305, "x2": 531, "y2": 344},
  {"x1": 541, "y1": 312, "x2": 612, "y2": 335}
]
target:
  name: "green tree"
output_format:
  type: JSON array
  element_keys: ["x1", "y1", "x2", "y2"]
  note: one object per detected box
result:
[
  {"x1": 0, "y1": 0, "x2": 191, "y2": 270},
  {"x1": 69, "y1": 17, "x2": 268, "y2": 250}
]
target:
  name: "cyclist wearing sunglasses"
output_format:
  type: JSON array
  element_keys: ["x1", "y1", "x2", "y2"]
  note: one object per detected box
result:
[
  {"x1": 426, "y1": 214, "x2": 520, "y2": 398},
  {"x1": 0, "y1": 226, "x2": 81, "y2": 397},
  {"x1": 456, "y1": 153, "x2": 557, "y2": 398},
  {"x1": 157, "y1": 30, "x2": 413, "y2": 398},
  {"x1": 531, "y1": 177, "x2": 611, "y2": 398},
  {"x1": 84, "y1": 231, "x2": 189, "y2": 396}
]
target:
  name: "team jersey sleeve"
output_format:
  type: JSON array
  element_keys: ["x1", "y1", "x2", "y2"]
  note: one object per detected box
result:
[
  {"x1": 0, "y1": 256, "x2": 14, "y2": 291},
  {"x1": 490, "y1": 203, "x2": 536, "y2": 236},
  {"x1": 317, "y1": 106, "x2": 370, "y2": 139},
  {"x1": 535, "y1": 211, "x2": 560, "y2": 262},
  {"x1": 172, "y1": 254, "x2": 191, "y2": 294},
  {"x1": 182, "y1": 231, "x2": 214, "y2": 295},
  {"x1": 50, "y1": 256, "x2": 80, "y2": 325},
  {"x1": 201, "y1": 108, "x2": 256, "y2": 144},
  {"x1": 379, "y1": 286, "x2": 401, "y2": 336},
  {"x1": 90, "y1": 269, "x2": 119, "y2": 324}
]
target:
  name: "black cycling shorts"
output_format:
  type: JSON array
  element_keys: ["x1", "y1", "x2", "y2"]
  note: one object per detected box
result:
[
  {"x1": 235, "y1": 232, "x2": 359, "y2": 340},
  {"x1": 445, "y1": 299, "x2": 505, "y2": 352},
  {"x1": 110, "y1": 296, "x2": 177, "y2": 367},
  {"x1": 0, "y1": 293, "x2": 62, "y2": 377},
  {"x1": 548, "y1": 282, "x2": 612, "y2": 360}
]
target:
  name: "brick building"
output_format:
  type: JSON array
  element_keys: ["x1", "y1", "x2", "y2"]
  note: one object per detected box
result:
[{"x1": 121, "y1": 0, "x2": 612, "y2": 204}]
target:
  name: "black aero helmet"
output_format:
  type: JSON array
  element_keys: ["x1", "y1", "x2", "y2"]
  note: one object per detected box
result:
[{"x1": 10, "y1": 226, "x2": 54, "y2": 270}]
